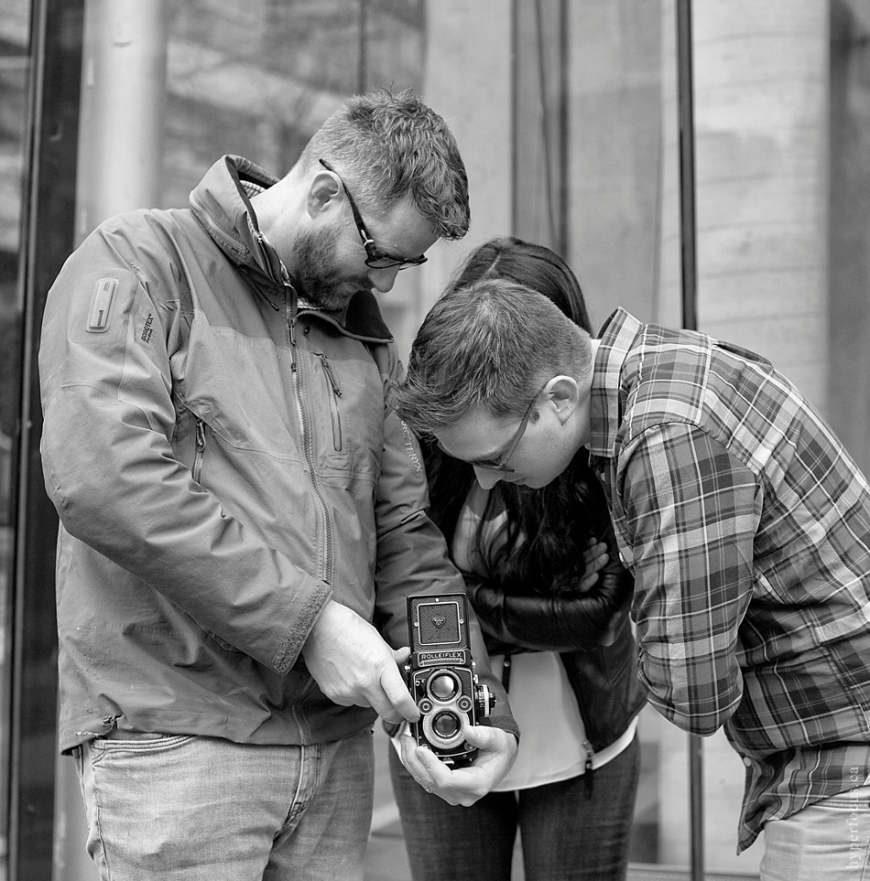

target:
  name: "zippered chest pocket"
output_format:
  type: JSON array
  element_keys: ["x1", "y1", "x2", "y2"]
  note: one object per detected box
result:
[
  {"x1": 193, "y1": 417, "x2": 206, "y2": 482},
  {"x1": 316, "y1": 352, "x2": 343, "y2": 451},
  {"x1": 300, "y1": 347, "x2": 383, "y2": 479}
]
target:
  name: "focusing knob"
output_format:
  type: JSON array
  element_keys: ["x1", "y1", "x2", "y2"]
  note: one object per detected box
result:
[
  {"x1": 430, "y1": 673, "x2": 458, "y2": 701},
  {"x1": 476, "y1": 684, "x2": 496, "y2": 717},
  {"x1": 432, "y1": 711, "x2": 461, "y2": 738}
]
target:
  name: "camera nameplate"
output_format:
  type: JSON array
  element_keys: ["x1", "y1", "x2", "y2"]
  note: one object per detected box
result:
[{"x1": 416, "y1": 649, "x2": 469, "y2": 667}]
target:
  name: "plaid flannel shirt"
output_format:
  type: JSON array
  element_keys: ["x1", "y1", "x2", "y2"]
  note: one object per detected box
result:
[{"x1": 588, "y1": 308, "x2": 870, "y2": 852}]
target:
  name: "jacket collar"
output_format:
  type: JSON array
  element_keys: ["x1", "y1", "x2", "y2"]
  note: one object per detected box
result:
[
  {"x1": 588, "y1": 307, "x2": 643, "y2": 459},
  {"x1": 189, "y1": 154, "x2": 279, "y2": 280},
  {"x1": 189, "y1": 155, "x2": 393, "y2": 344}
]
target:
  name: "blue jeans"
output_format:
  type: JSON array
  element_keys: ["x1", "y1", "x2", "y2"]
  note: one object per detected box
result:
[
  {"x1": 74, "y1": 729, "x2": 375, "y2": 881},
  {"x1": 761, "y1": 783, "x2": 870, "y2": 881},
  {"x1": 389, "y1": 733, "x2": 640, "y2": 881}
]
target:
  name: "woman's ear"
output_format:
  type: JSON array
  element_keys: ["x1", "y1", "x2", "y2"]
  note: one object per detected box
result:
[{"x1": 545, "y1": 375, "x2": 581, "y2": 424}]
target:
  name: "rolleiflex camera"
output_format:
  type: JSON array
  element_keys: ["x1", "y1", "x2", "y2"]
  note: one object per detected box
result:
[{"x1": 405, "y1": 594, "x2": 496, "y2": 766}]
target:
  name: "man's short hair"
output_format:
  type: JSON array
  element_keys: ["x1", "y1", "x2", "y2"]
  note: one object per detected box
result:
[
  {"x1": 300, "y1": 89, "x2": 470, "y2": 240},
  {"x1": 390, "y1": 279, "x2": 592, "y2": 436}
]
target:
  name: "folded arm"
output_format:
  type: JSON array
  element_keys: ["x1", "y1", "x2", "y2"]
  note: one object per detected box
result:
[{"x1": 466, "y1": 526, "x2": 633, "y2": 653}]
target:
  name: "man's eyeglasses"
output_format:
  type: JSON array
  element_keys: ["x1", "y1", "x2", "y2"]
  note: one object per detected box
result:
[
  {"x1": 440, "y1": 382, "x2": 548, "y2": 473},
  {"x1": 319, "y1": 159, "x2": 427, "y2": 271}
]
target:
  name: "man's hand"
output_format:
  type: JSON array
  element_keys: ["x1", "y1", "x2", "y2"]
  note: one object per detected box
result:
[
  {"x1": 399, "y1": 725, "x2": 519, "y2": 806},
  {"x1": 302, "y1": 600, "x2": 420, "y2": 725}
]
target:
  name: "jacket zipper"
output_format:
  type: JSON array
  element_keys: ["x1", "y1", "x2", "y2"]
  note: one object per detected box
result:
[
  {"x1": 583, "y1": 737, "x2": 595, "y2": 797},
  {"x1": 317, "y1": 352, "x2": 343, "y2": 451},
  {"x1": 193, "y1": 418, "x2": 206, "y2": 483},
  {"x1": 286, "y1": 290, "x2": 332, "y2": 745},
  {"x1": 282, "y1": 274, "x2": 333, "y2": 590},
  {"x1": 76, "y1": 714, "x2": 120, "y2": 738},
  {"x1": 575, "y1": 697, "x2": 595, "y2": 797}
]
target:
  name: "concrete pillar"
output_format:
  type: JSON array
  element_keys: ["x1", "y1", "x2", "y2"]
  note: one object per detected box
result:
[
  {"x1": 379, "y1": 0, "x2": 513, "y2": 361},
  {"x1": 657, "y1": 3, "x2": 829, "y2": 872},
  {"x1": 567, "y1": 0, "x2": 669, "y2": 331},
  {"x1": 419, "y1": 0, "x2": 513, "y2": 314},
  {"x1": 690, "y1": 0, "x2": 830, "y2": 411}
]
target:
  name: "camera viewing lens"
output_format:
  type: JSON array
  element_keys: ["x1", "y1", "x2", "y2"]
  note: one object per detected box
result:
[
  {"x1": 432, "y1": 711, "x2": 461, "y2": 738},
  {"x1": 430, "y1": 673, "x2": 458, "y2": 701}
]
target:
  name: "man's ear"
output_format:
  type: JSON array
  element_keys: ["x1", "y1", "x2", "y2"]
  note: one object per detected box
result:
[
  {"x1": 306, "y1": 169, "x2": 341, "y2": 218},
  {"x1": 545, "y1": 375, "x2": 580, "y2": 424}
]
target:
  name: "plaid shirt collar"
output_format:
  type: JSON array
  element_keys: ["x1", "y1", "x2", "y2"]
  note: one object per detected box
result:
[{"x1": 588, "y1": 307, "x2": 643, "y2": 460}]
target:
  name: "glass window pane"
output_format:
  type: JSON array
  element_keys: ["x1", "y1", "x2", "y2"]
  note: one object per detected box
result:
[
  {"x1": 44, "y1": 3, "x2": 870, "y2": 879},
  {"x1": 0, "y1": 0, "x2": 31, "y2": 865},
  {"x1": 161, "y1": 0, "x2": 425, "y2": 209}
]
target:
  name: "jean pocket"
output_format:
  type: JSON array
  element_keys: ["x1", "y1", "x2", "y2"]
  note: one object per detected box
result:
[{"x1": 91, "y1": 733, "x2": 194, "y2": 760}]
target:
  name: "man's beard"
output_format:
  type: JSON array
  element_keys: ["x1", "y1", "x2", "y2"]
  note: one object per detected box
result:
[{"x1": 291, "y1": 227, "x2": 369, "y2": 311}]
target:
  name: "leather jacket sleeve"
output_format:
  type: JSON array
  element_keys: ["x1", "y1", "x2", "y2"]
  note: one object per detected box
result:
[{"x1": 466, "y1": 524, "x2": 633, "y2": 653}]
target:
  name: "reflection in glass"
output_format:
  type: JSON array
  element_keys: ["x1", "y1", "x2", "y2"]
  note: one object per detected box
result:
[{"x1": 163, "y1": 0, "x2": 425, "y2": 211}]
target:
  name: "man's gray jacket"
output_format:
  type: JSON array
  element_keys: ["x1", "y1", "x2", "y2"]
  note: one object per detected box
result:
[{"x1": 39, "y1": 155, "x2": 501, "y2": 752}]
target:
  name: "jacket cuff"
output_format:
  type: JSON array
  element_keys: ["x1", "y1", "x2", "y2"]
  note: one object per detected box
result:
[
  {"x1": 484, "y1": 714, "x2": 520, "y2": 744},
  {"x1": 271, "y1": 580, "x2": 333, "y2": 674}
]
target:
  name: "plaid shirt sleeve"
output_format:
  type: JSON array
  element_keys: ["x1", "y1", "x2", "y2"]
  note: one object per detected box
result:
[{"x1": 618, "y1": 422, "x2": 762, "y2": 735}]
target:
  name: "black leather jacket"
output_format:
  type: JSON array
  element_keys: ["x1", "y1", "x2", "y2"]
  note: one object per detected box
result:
[{"x1": 428, "y1": 453, "x2": 646, "y2": 754}]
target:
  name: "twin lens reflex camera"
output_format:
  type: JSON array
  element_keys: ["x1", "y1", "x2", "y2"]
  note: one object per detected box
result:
[{"x1": 405, "y1": 594, "x2": 496, "y2": 766}]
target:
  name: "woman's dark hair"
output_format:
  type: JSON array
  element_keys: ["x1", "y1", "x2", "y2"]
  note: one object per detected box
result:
[
  {"x1": 449, "y1": 236, "x2": 591, "y2": 330},
  {"x1": 425, "y1": 236, "x2": 607, "y2": 590}
]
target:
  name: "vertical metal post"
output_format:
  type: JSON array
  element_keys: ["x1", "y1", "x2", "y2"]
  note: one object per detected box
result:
[
  {"x1": 676, "y1": 2, "x2": 704, "y2": 880},
  {"x1": 676, "y1": 0, "x2": 698, "y2": 334},
  {"x1": 76, "y1": 0, "x2": 167, "y2": 240},
  {"x1": 557, "y1": 0, "x2": 569, "y2": 258},
  {"x1": 510, "y1": 0, "x2": 520, "y2": 236}
]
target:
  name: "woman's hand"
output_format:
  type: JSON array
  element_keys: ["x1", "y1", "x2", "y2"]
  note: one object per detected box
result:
[
  {"x1": 399, "y1": 726, "x2": 519, "y2": 806},
  {"x1": 578, "y1": 538, "x2": 609, "y2": 591}
]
